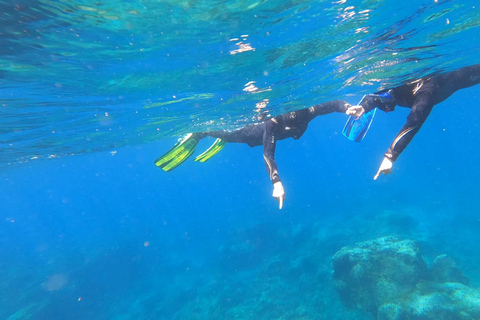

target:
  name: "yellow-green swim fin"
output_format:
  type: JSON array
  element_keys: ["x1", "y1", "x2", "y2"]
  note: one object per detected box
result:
[
  {"x1": 154, "y1": 133, "x2": 200, "y2": 171},
  {"x1": 194, "y1": 138, "x2": 226, "y2": 163}
]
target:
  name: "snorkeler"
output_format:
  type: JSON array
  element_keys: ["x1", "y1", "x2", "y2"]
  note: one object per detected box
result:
[
  {"x1": 346, "y1": 63, "x2": 480, "y2": 179},
  {"x1": 155, "y1": 100, "x2": 352, "y2": 209}
]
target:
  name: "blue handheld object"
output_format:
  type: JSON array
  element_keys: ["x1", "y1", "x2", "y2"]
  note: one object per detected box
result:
[
  {"x1": 342, "y1": 91, "x2": 393, "y2": 142},
  {"x1": 342, "y1": 107, "x2": 376, "y2": 142}
]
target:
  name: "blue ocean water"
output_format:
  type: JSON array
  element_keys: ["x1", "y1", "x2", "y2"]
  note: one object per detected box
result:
[{"x1": 1, "y1": 0, "x2": 480, "y2": 319}]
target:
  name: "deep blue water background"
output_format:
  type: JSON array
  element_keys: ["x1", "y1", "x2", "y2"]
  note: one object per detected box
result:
[
  {"x1": 1, "y1": 0, "x2": 480, "y2": 319},
  {"x1": 2, "y1": 87, "x2": 480, "y2": 319}
]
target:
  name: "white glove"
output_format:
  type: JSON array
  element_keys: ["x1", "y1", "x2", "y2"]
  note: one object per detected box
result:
[
  {"x1": 346, "y1": 105, "x2": 365, "y2": 118},
  {"x1": 374, "y1": 157, "x2": 393, "y2": 180},
  {"x1": 272, "y1": 181, "x2": 285, "y2": 209}
]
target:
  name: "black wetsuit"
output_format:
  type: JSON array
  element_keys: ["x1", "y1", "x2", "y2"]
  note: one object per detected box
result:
[
  {"x1": 360, "y1": 64, "x2": 480, "y2": 162},
  {"x1": 205, "y1": 100, "x2": 350, "y2": 185}
]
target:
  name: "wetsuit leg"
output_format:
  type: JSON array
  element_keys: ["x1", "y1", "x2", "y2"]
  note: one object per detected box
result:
[
  {"x1": 431, "y1": 64, "x2": 480, "y2": 104},
  {"x1": 207, "y1": 123, "x2": 265, "y2": 147}
]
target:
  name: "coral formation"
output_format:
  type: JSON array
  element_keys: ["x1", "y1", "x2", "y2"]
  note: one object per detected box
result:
[{"x1": 332, "y1": 236, "x2": 480, "y2": 320}]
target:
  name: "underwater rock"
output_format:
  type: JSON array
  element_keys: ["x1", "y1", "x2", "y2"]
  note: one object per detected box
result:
[
  {"x1": 332, "y1": 236, "x2": 480, "y2": 320},
  {"x1": 331, "y1": 236, "x2": 427, "y2": 316},
  {"x1": 376, "y1": 303, "x2": 404, "y2": 320},
  {"x1": 378, "y1": 282, "x2": 480, "y2": 320},
  {"x1": 431, "y1": 254, "x2": 469, "y2": 285}
]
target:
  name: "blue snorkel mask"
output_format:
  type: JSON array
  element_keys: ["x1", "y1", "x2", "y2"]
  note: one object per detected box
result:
[{"x1": 375, "y1": 89, "x2": 396, "y2": 112}]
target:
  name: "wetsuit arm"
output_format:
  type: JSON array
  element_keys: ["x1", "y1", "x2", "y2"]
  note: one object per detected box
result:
[
  {"x1": 360, "y1": 93, "x2": 396, "y2": 113},
  {"x1": 292, "y1": 100, "x2": 350, "y2": 123},
  {"x1": 263, "y1": 119, "x2": 286, "y2": 209},
  {"x1": 385, "y1": 64, "x2": 480, "y2": 159},
  {"x1": 260, "y1": 99, "x2": 349, "y2": 180},
  {"x1": 308, "y1": 99, "x2": 350, "y2": 118},
  {"x1": 263, "y1": 119, "x2": 280, "y2": 184},
  {"x1": 385, "y1": 93, "x2": 434, "y2": 161},
  {"x1": 360, "y1": 95, "x2": 381, "y2": 113}
]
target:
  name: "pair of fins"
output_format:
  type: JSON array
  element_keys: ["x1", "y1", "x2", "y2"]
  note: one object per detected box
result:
[
  {"x1": 342, "y1": 91, "x2": 393, "y2": 142},
  {"x1": 154, "y1": 133, "x2": 226, "y2": 172}
]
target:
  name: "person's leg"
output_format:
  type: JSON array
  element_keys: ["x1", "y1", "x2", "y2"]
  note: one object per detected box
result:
[{"x1": 207, "y1": 123, "x2": 265, "y2": 147}]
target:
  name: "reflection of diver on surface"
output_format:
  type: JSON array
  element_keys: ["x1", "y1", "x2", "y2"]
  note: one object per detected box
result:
[
  {"x1": 346, "y1": 64, "x2": 480, "y2": 179},
  {"x1": 155, "y1": 100, "x2": 351, "y2": 209}
]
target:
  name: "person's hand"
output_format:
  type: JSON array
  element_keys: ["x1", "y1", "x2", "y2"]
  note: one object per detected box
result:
[
  {"x1": 346, "y1": 105, "x2": 365, "y2": 119},
  {"x1": 272, "y1": 181, "x2": 285, "y2": 209},
  {"x1": 374, "y1": 157, "x2": 393, "y2": 180}
]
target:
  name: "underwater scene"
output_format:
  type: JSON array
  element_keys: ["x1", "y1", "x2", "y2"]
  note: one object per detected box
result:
[{"x1": 1, "y1": 0, "x2": 480, "y2": 319}]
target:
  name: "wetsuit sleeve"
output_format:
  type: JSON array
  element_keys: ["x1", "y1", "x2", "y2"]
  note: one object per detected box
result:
[
  {"x1": 360, "y1": 95, "x2": 396, "y2": 113},
  {"x1": 294, "y1": 100, "x2": 350, "y2": 122},
  {"x1": 309, "y1": 99, "x2": 350, "y2": 117},
  {"x1": 385, "y1": 93, "x2": 435, "y2": 161},
  {"x1": 263, "y1": 119, "x2": 281, "y2": 184}
]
